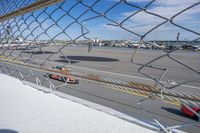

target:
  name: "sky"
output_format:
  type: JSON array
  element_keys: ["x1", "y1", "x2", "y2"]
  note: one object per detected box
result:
[
  {"x1": 1, "y1": 0, "x2": 200, "y2": 41},
  {"x1": 87, "y1": 0, "x2": 200, "y2": 41}
]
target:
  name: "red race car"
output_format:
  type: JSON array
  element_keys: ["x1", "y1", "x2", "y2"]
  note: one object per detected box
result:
[
  {"x1": 181, "y1": 103, "x2": 200, "y2": 120},
  {"x1": 44, "y1": 73, "x2": 79, "y2": 84}
]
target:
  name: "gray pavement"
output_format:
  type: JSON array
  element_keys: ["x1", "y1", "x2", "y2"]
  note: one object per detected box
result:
[
  {"x1": 2, "y1": 45, "x2": 200, "y2": 91},
  {"x1": 0, "y1": 46, "x2": 200, "y2": 132}
]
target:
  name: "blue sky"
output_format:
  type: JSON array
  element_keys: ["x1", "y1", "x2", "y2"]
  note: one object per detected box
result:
[{"x1": 3, "y1": 0, "x2": 200, "y2": 41}]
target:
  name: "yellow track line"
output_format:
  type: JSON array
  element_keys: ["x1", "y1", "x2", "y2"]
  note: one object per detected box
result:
[{"x1": 105, "y1": 85, "x2": 180, "y2": 106}]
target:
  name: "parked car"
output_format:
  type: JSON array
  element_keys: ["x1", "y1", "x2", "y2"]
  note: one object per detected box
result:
[{"x1": 192, "y1": 46, "x2": 200, "y2": 51}]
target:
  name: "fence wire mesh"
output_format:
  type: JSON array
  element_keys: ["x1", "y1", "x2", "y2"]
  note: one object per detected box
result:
[{"x1": 0, "y1": 0, "x2": 200, "y2": 131}]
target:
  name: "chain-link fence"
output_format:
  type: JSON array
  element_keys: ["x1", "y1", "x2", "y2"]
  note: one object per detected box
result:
[{"x1": 0, "y1": 0, "x2": 200, "y2": 132}]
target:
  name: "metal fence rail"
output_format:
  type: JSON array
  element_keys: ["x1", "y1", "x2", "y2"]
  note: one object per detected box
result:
[{"x1": 0, "y1": 0, "x2": 200, "y2": 131}]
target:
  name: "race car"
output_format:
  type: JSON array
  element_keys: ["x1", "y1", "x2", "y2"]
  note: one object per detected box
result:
[
  {"x1": 44, "y1": 73, "x2": 78, "y2": 84},
  {"x1": 52, "y1": 66, "x2": 70, "y2": 72},
  {"x1": 181, "y1": 103, "x2": 200, "y2": 120}
]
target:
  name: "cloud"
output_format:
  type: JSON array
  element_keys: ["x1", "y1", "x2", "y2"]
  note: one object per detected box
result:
[{"x1": 118, "y1": 0, "x2": 200, "y2": 40}]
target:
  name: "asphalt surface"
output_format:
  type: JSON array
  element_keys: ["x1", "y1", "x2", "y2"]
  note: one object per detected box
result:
[
  {"x1": 0, "y1": 45, "x2": 200, "y2": 132},
  {"x1": 2, "y1": 45, "x2": 200, "y2": 92},
  {"x1": 0, "y1": 61, "x2": 200, "y2": 133}
]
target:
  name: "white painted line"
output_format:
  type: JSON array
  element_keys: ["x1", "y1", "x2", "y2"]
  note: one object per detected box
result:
[
  {"x1": 66, "y1": 64, "x2": 200, "y2": 90},
  {"x1": 181, "y1": 84, "x2": 200, "y2": 90},
  {"x1": 65, "y1": 64, "x2": 154, "y2": 80},
  {"x1": 1, "y1": 59, "x2": 200, "y2": 91}
]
